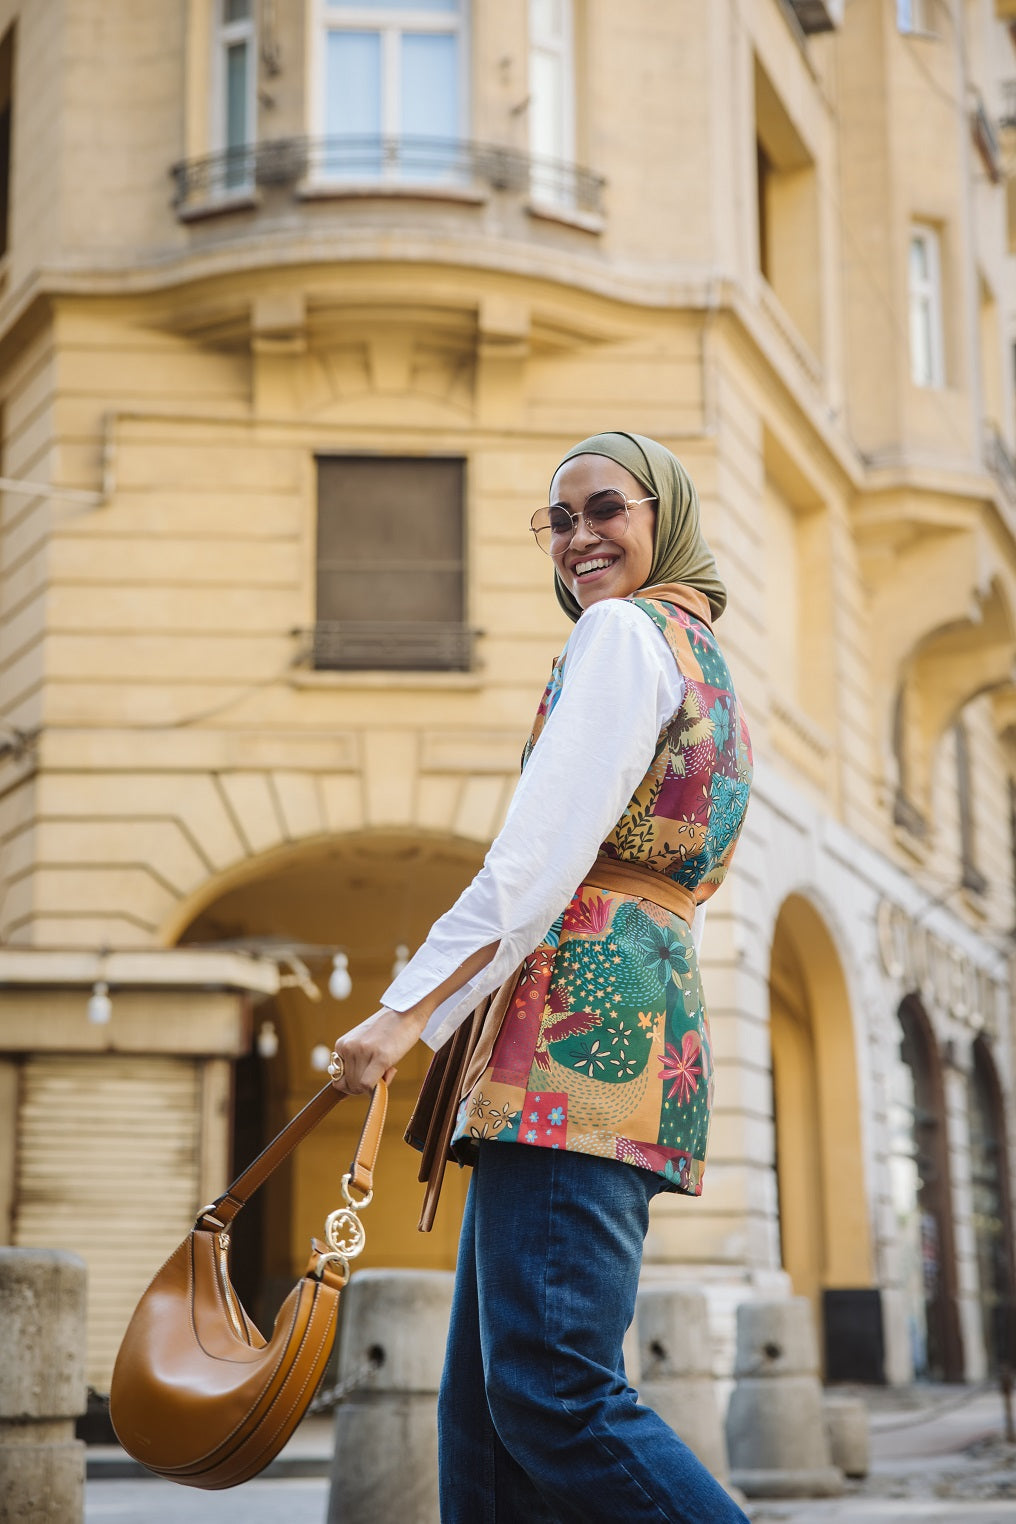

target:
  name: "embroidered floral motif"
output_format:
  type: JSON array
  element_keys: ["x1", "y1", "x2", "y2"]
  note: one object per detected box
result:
[
  {"x1": 708, "y1": 696, "x2": 731, "y2": 749},
  {"x1": 635, "y1": 923, "x2": 691, "y2": 983},
  {"x1": 571, "y1": 1038, "x2": 609, "y2": 1077},
  {"x1": 659, "y1": 1031, "x2": 702, "y2": 1105}
]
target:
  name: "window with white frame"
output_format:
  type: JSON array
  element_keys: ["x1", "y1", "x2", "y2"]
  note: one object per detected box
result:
[
  {"x1": 897, "y1": 0, "x2": 931, "y2": 34},
  {"x1": 909, "y1": 225, "x2": 945, "y2": 388},
  {"x1": 528, "y1": 0, "x2": 575, "y2": 208},
  {"x1": 315, "y1": 0, "x2": 465, "y2": 183},
  {"x1": 215, "y1": 0, "x2": 256, "y2": 190}
]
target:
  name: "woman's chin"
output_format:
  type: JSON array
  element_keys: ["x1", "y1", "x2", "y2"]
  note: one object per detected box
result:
[{"x1": 573, "y1": 577, "x2": 641, "y2": 608}]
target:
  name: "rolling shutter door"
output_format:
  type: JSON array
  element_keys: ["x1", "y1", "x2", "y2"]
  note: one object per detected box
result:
[{"x1": 13, "y1": 1054, "x2": 202, "y2": 1393}]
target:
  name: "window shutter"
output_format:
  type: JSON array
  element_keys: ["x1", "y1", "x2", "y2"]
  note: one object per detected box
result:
[{"x1": 315, "y1": 455, "x2": 470, "y2": 670}]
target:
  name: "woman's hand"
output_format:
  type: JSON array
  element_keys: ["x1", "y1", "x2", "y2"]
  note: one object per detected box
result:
[
  {"x1": 328, "y1": 940, "x2": 498, "y2": 1095},
  {"x1": 328, "y1": 1004, "x2": 431, "y2": 1095}
]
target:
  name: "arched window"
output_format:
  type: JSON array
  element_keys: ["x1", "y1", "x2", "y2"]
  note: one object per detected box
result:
[
  {"x1": 890, "y1": 998, "x2": 963, "y2": 1379},
  {"x1": 968, "y1": 1038, "x2": 1016, "y2": 1374}
]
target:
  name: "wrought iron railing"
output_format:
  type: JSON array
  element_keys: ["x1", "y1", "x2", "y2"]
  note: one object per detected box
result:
[
  {"x1": 305, "y1": 619, "x2": 477, "y2": 673},
  {"x1": 171, "y1": 136, "x2": 605, "y2": 219}
]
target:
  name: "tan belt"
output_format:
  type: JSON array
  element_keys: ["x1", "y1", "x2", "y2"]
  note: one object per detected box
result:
[{"x1": 582, "y1": 855, "x2": 696, "y2": 926}]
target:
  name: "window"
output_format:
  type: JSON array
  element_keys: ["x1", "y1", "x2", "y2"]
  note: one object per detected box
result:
[
  {"x1": 762, "y1": 455, "x2": 833, "y2": 733},
  {"x1": 214, "y1": 0, "x2": 256, "y2": 190},
  {"x1": 891, "y1": 998, "x2": 963, "y2": 1381},
  {"x1": 909, "y1": 225, "x2": 945, "y2": 387},
  {"x1": 754, "y1": 58, "x2": 821, "y2": 359},
  {"x1": 315, "y1": 1, "x2": 464, "y2": 183},
  {"x1": 314, "y1": 456, "x2": 470, "y2": 671},
  {"x1": 968, "y1": 1039, "x2": 1016, "y2": 1375},
  {"x1": 897, "y1": 0, "x2": 931, "y2": 32},
  {"x1": 528, "y1": 0, "x2": 575, "y2": 207},
  {"x1": 954, "y1": 722, "x2": 987, "y2": 895}
]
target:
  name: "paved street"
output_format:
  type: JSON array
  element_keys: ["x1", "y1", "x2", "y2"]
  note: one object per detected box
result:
[
  {"x1": 85, "y1": 1477, "x2": 329, "y2": 1523},
  {"x1": 84, "y1": 1387, "x2": 1016, "y2": 1523}
]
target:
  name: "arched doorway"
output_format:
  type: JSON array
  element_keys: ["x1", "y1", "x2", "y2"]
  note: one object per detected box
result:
[
  {"x1": 768, "y1": 895, "x2": 877, "y2": 1379},
  {"x1": 177, "y1": 830, "x2": 485, "y2": 1321},
  {"x1": 968, "y1": 1036, "x2": 1016, "y2": 1375},
  {"x1": 889, "y1": 996, "x2": 963, "y2": 1381}
]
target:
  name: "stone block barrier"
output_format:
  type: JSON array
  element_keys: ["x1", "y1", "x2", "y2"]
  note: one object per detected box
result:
[
  {"x1": 0, "y1": 1248, "x2": 87, "y2": 1524},
  {"x1": 327, "y1": 1268, "x2": 453, "y2": 1524},
  {"x1": 725, "y1": 1297, "x2": 844, "y2": 1498}
]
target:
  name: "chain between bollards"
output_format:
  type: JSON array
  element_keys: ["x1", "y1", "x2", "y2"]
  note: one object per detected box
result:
[{"x1": 309, "y1": 1346, "x2": 384, "y2": 1414}]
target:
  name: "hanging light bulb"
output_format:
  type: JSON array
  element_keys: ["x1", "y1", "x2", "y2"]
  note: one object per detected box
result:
[
  {"x1": 87, "y1": 980, "x2": 112, "y2": 1026},
  {"x1": 310, "y1": 1043, "x2": 332, "y2": 1072},
  {"x1": 391, "y1": 943, "x2": 410, "y2": 979},
  {"x1": 256, "y1": 1019, "x2": 279, "y2": 1059},
  {"x1": 328, "y1": 951, "x2": 352, "y2": 1001}
]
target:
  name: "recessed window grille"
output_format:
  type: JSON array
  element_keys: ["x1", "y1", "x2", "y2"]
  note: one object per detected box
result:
[{"x1": 314, "y1": 455, "x2": 471, "y2": 671}]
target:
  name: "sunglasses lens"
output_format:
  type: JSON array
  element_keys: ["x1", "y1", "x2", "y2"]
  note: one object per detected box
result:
[
  {"x1": 585, "y1": 494, "x2": 628, "y2": 535},
  {"x1": 530, "y1": 508, "x2": 556, "y2": 553}
]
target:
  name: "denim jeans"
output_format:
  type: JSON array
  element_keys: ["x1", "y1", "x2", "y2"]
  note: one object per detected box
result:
[{"x1": 438, "y1": 1142, "x2": 750, "y2": 1524}]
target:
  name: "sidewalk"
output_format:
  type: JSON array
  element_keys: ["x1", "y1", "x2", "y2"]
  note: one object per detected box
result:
[
  {"x1": 84, "y1": 1387, "x2": 1016, "y2": 1523},
  {"x1": 751, "y1": 1385, "x2": 1016, "y2": 1523}
]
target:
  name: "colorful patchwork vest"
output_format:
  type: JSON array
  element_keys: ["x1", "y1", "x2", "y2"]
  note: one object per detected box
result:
[{"x1": 449, "y1": 586, "x2": 753, "y2": 1194}]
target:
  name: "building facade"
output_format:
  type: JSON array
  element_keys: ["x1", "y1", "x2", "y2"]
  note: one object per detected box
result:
[{"x1": 1, "y1": 0, "x2": 1015, "y2": 1395}]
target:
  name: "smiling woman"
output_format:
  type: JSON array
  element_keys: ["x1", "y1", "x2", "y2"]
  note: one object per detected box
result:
[
  {"x1": 531, "y1": 467, "x2": 657, "y2": 608},
  {"x1": 329, "y1": 431, "x2": 752, "y2": 1524}
]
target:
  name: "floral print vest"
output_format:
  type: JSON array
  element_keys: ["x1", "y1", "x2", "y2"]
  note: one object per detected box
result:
[{"x1": 450, "y1": 592, "x2": 753, "y2": 1194}]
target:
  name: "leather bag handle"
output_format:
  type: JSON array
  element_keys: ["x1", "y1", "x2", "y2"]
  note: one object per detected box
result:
[{"x1": 202, "y1": 1079, "x2": 388, "y2": 1229}]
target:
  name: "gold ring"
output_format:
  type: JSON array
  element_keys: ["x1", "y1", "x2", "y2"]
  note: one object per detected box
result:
[{"x1": 328, "y1": 1053, "x2": 345, "y2": 1081}]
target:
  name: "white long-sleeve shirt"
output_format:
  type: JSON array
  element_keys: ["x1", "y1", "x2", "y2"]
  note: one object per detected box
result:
[{"x1": 381, "y1": 598, "x2": 696, "y2": 1050}]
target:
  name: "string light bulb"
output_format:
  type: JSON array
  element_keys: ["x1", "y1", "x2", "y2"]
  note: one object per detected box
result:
[
  {"x1": 256, "y1": 1019, "x2": 279, "y2": 1059},
  {"x1": 87, "y1": 981, "x2": 112, "y2": 1025},
  {"x1": 391, "y1": 943, "x2": 410, "y2": 979},
  {"x1": 310, "y1": 1043, "x2": 331, "y2": 1072},
  {"x1": 328, "y1": 951, "x2": 352, "y2": 1001}
]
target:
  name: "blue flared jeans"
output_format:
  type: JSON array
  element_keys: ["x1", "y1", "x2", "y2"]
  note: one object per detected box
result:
[{"x1": 437, "y1": 1142, "x2": 749, "y2": 1524}]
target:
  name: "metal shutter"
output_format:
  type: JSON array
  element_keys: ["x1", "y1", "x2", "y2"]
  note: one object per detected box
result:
[{"x1": 13, "y1": 1054, "x2": 202, "y2": 1393}]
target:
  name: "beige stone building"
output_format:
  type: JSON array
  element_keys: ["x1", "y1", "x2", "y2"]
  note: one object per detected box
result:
[{"x1": 1, "y1": 0, "x2": 1015, "y2": 1399}]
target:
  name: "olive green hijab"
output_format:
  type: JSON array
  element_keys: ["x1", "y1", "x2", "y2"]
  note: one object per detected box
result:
[{"x1": 550, "y1": 431, "x2": 726, "y2": 624}]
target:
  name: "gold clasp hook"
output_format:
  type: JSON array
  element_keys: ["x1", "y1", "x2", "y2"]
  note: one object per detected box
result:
[{"x1": 320, "y1": 1171, "x2": 373, "y2": 1275}]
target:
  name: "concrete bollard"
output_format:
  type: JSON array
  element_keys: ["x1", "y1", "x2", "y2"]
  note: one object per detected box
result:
[
  {"x1": 725, "y1": 1298, "x2": 843, "y2": 1498},
  {"x1": 636, "y1": 1283, "x2": 729, "y2": 1481},
  {"x1": 0, "y1": 1248, "x2": 87, "y2": 1524},
  {"x1": 327, "y1": 1268, "x2": 453, "y2": 1524},
  {"x1": 823, "y1": 1395, "x2": 870, "y2": 1478}
]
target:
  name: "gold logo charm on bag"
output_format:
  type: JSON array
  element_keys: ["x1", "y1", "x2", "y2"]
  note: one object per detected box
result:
[{"x1": 316, "y1": 1171, "x2": 373, "y2": 1285}]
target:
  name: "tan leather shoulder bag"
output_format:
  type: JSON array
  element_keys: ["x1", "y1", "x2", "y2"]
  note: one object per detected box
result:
[{"x1": 110, "y1": 1080, "x2": 387, "y2": 1490}]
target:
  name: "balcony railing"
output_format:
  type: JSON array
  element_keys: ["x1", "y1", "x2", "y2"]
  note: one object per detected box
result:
[
  {"x1": 171, "y1": 135, "x2": 605, "y2": 220},
  {"x1": 303, "y1": 620, "x2": 477, "y2": 673}
]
